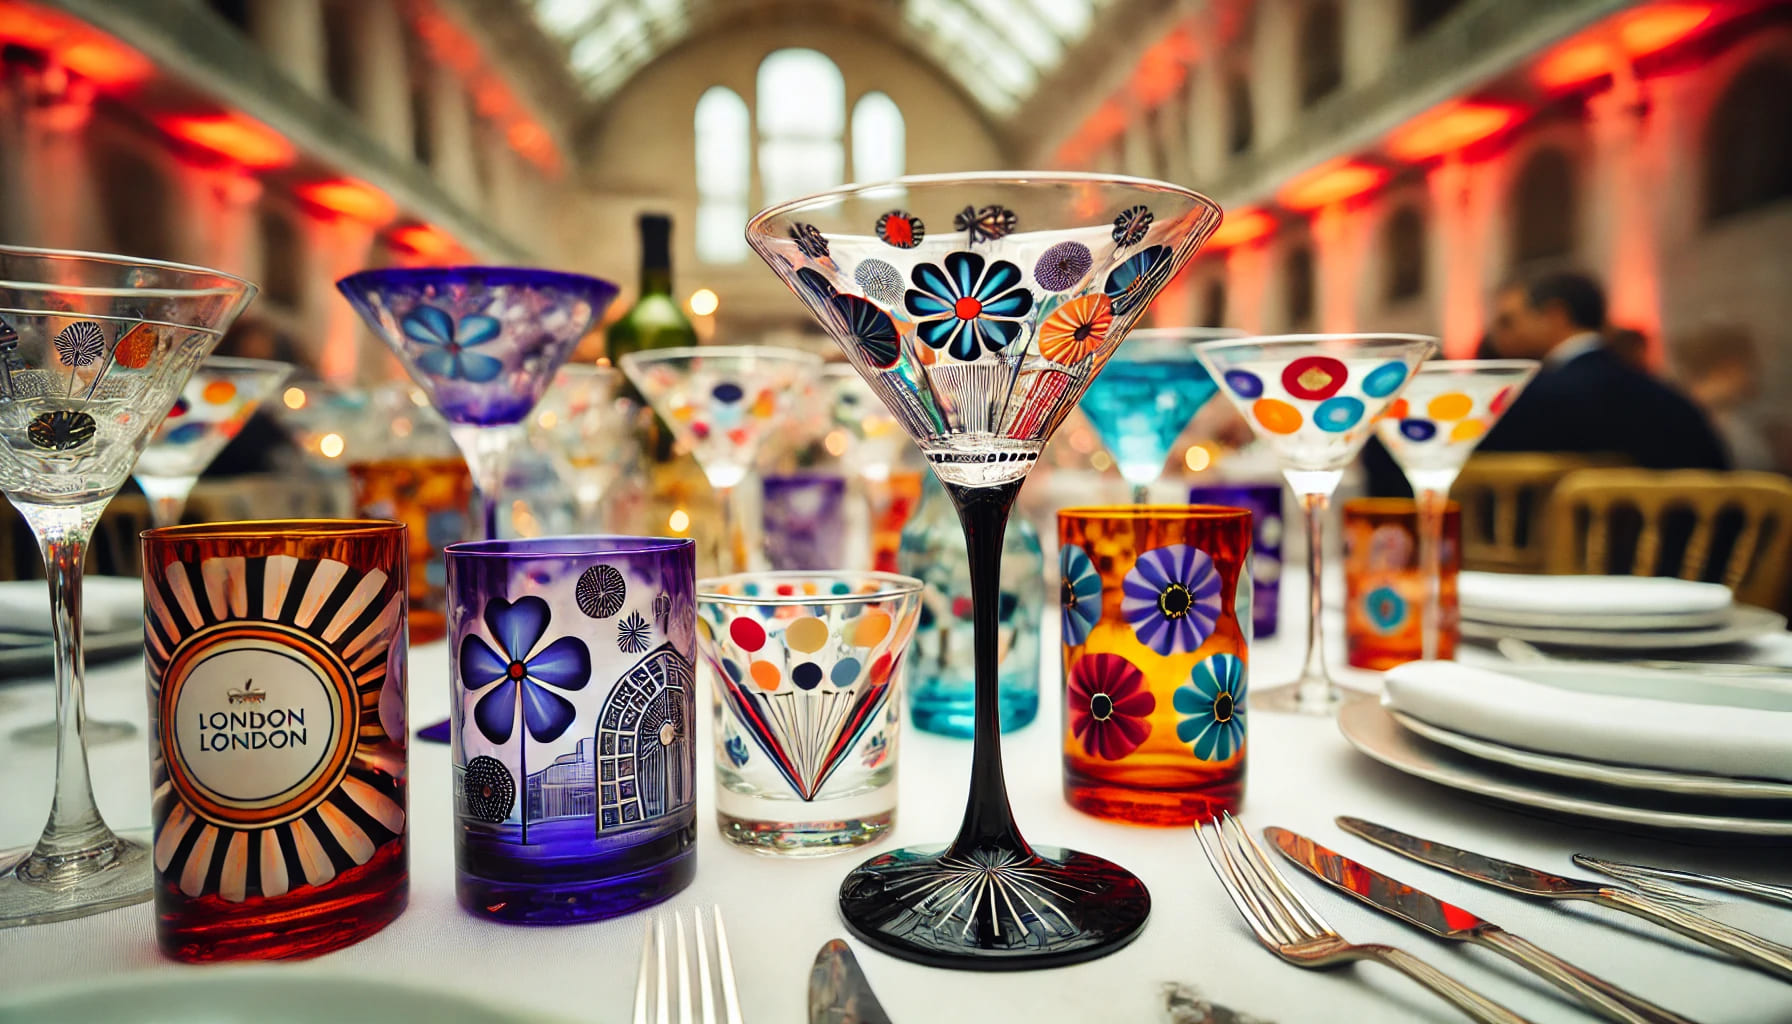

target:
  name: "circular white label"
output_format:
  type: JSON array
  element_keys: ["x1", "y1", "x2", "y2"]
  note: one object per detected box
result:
[{"x1": 170, "y1": 638, "x2": 342, "y2": 808}]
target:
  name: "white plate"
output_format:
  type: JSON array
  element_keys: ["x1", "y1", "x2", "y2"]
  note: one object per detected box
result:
[
  {"x1": 1388, "y1": 709, "x2": 1792, "y2": 801},
  {"x1": 1461, "y1": 604, "x2": 1787, "y2": 651},
  {"x1": 1462, "y1": 605, "x2": 1733, "y2": 630},
  {"x1": 1338, "y1": 698, "x2": 1792, "y2": 837},
  {"x1": 0, "y1": 969, "x2": 558, "y2": 1024},
  {"x1": 1460, "y1": 572, "x2": 1733, "y2": 618}
]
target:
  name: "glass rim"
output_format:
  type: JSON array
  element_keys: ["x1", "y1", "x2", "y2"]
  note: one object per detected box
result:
[
  {"x1": 1414, "y1": 359, "x2": 1540, "y2": 373},
  {"x1": 1197, "y1": 332, "x2": 1440, "y2": 351},
  {"x1": 197, "y1": 355, "x2": 295, "y2": 375},
  {"x1": 746, "y1": 170, "x2": 1222, "y2": 234},
  {"x1": 142, "y1": 518, "x2": 404, "y2": 542},
  {"x1": 697, "y1": 570, "x2": 923, "y2": 605},
  {"x1": 617, "y1": 345, "x2": 824, "y2": 367},
  {"x1": 335, "y1": 265, "x2": 620, "y2": 299},
  {"x1": 0, "y1": 243, "x2": 256, "y2": 299},
  {"x1": 1342, "y1": 496, "x2": 1462, "y2": 514},
  {"x1": 445, "y1": 535, "x2": 695, "y2": 560},
  {"x1": 1057, "y1": 504, "x2": 1255, "y2": 523}
]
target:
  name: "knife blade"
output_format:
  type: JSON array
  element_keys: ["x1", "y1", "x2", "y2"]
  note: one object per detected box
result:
[
  {"x1": 1337, "y1": 816, "x2": 1792, "y2": 983},
  {"x1": 808, "y1": 939, "x2": 894, "y2": 1024},
  {"x1": 1266, "y1": 827, "x2": 1697, "y2": 1024}
]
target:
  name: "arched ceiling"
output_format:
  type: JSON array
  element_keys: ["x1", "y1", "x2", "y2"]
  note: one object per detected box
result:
[{"x1": 526, "y1": 0, "x2": 1119, "y2": 119}]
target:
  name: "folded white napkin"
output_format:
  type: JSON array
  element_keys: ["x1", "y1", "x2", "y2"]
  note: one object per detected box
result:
[
  {"x1": 0, "y1": 577, "x2": 144, "y2": 636},
  {"x1": 1459, "y1": 572, "x2": 1732, "y2": 617},
  {"x1": 1384, "y1": 660, "x2": 1792, "y2": 781}
]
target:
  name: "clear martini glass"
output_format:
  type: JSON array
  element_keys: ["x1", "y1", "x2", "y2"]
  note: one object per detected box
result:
[
  {"x1": 0, "y1": 245, "x2": 255, "y2": 927},
  {"x1": 336, "y1": 268, "x2": 620, "y2": 540},
  {"x1": 534, "y1": 363, "x2": 637, "y2": 531},
  {"x1": 1195, "y1": 334, "x2": 1437, "y2": 715},
  {"x1": 749, "y1": 171, "x2": 1222, "y2": 969},
  {"x1": 619, "y1": 345, "x2": 823, "y2": 572},
  {"x1": 133, "y1": 355, "x2": 293, "y2": 527},
  {"x1": 821, "y1": 362, "x2": 907, "y2": 482},
  {"x1": 1076, "y1": 327, "x2": 1237, "y2": 503},
  {"x1": 1373, "y1": 359, "x2": 1538, "y2": 660}
]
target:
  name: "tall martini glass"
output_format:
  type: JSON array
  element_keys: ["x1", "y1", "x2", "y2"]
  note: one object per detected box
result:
[
  {"x1": 336, "y1": 268, "x2": 619, "y2": 540},
  {"x1": 1373, "y1": 359, "x2": 1538, "y2": 660},
  {"x1": 619, "y1": 345, "x2": 822, "y2": 572},
  {"x1": 1195, "y1": 334, "x2": 1436, "y2": 714},
  {"x1": 1076, "y1": 327, "x2": 1236, "y2": 503},
  {"x1": 534, "y1": 363, "x2": 637, "y2": 531},
  {"x1": 133, "y1": 355, "x2": 293, "y2": 527},
  {"x1": 749, "y1": 172, "x2": 1221, "y2": 969},
  {"x1": 0, "y1": 245, "x2": 255, "y2": 926}
]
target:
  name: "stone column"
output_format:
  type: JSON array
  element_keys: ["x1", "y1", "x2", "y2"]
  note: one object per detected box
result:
[
  {"x1": 427, "y1": 63, "x2": 479, "y2": 204},
  {"x1": 11, "y1": 72, "x2": 103, "y2": 251},
  {"x1": 304, "y1": 213, "x2": 377, "y2": 384},
  {"x1": 1343, "y1": 0, "x2": 1402, "y2": 89},
  {"x1": 1311, "y1": 202, "x2": 1364, "y2": 334},
  {"x1": 1587, "y1": 78, "x2": 1663, "y2": 363},
  {"x1": 1189, "y1": 57, "x2": 1224, "y2": 183},
  {"x1": 1120, "y1": 108, "x2": 1153, "y2": 179},
  {"x1": 1251, "y1": 0, "x2": 1297, "y2": 150},
  {"x1": 354, "y1": 0, "x2": 414, "y2": 161},
  {"x1": 1427, "y1": 155, "x2": 1490, "y2": 357},
  {"x1": 249, "y1": 0, "x2": 326, "y2": 96},
  {"x1": 1225, "y1": 240, "x2": 1272, "y2": 334}
]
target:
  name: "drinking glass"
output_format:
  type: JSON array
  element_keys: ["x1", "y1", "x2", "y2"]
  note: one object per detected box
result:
[
  {"x1": 1076, "y1": 328, "x2": 1233, "y2": 503},
  {"x1": 1343, "y1": 498, "x2": 1461, "y2": 669},
  {"x1": 348, "y1": 455, "x2": 474, "y2": 643},
  {"x1": 133, "y1": 355, "x2": 293, "y2": 527},
  {"x1": 1187, "y1": 482, "x2": 1284, "y2": 640},
  {"x1": 1194, "y1": 334, "x2": 1436, "y2": 714},
  {"x1": 0, "y1": 245, "x2": 255, "y2": 927},
  {"x1": 761, "y1": 473, "x2": 848, "y2": 570},
  {"x1": 749, "y1": 171, "x2": 1222, "y2": 968},
  {"x1": 696, "y1": 570, "x2": 922, "y2": 855},
  {"x1": 533, "y1": 364, "x2": 638, "y2": 531}
]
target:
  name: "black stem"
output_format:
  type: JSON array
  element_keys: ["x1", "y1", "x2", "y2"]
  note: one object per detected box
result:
[{"x1": 943, "y1": 477, "x2": 1030, "y2": 857}]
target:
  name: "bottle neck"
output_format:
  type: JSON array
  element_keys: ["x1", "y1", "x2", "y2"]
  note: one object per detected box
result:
[{"x1": 639, "y1": 265, "x2": 673, "y2": 298}]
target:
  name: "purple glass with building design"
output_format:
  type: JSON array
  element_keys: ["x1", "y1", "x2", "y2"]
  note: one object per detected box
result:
[
  {"x1": 1188, "y1": 483, "x2": 1282, "y2": 639},
  {"x1": 444, "y1": 535, "x2": 697, "y2": 924}
]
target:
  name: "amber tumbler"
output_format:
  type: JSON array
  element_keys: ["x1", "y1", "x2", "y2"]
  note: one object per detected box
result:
[
  {"x1": 141, "y1": 520, "x2": 409, "y2": 961},
  {"x1": 348, "y1": 456, "x2": 472, "y2": 642},
  {"x1": 1058, "y1": 505, "x2": 1250, "y2": 826},
  {"x1": 1343, "y1": 497, "x2": 1461, "y2": 670}
]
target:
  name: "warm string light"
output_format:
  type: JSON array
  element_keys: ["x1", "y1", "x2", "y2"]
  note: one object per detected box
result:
[
  {"x1": 668, "y1": 509, "x2": 691, "y2": 534},
  {"x1": 1183, "y1": 444, "x2": 1213, "y2": 472},
  {"x1": 689, "y1": 288, "x2": 719, "y2": 317},
  {"x1": 319, "y1": 433, "x2": 345, "y2": 459},
  {"x1": 282, "y1": 387, "x2": 307, "y2": 410}
]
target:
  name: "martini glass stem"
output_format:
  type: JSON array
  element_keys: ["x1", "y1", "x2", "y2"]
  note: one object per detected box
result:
[
  {"x1": 136, "y1": 475, "x2": 196, "y2": 529},
  {"x1": 716, "y1": 483, "x2": 741, "y2": 574},
  {"x1": 450, "y1": 423, "x2": 525, "y2": 541},
  {"x1": 1130, "y1": 483, "x2": 1149, "y2": 505},
  {"x1": 1295, "y1": 489, "x2": 1333, "y2": 711},
  {"x1": 1416, "y1": 486, "x2": 1448, "y2": 662},
  {"x1": 943, "y1": 478, "x2": 1029, "y2": 856}
]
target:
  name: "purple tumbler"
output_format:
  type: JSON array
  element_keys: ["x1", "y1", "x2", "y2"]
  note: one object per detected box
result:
[
  {"x1": 762, "y1": 473, "x2": 847, "y2": 570},
  {"x1": 445, "y1": 536, "x2": 696, "y2": 923},
  {"x1": 1188, "y1": 483, "x2": 1283, "y2": 639}
]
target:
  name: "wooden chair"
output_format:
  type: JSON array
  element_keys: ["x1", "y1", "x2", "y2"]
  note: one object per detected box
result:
[
  {"x1": 1449, "y1": 454, "x2": 1619, "y2": 573},
  {"x1": 1542, "y1": 468, "x2": 1792, "y2": 611}
]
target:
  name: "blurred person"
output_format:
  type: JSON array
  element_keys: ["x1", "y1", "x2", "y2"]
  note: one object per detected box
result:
[
  {"x1": 1672, "y1": 323, "x2": 1783, "y2": 472},
  {"x1": 1603, "y1": 326, "x2": 1651, "y2": 372},
  {"x1": 1478, "y1": 271, "x2": 1728, "y2": 470}
]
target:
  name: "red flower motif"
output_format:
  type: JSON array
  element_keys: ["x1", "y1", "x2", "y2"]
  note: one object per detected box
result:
[{"x1": 1067, "y1": 653, "x2": 1156, "y2": 761}]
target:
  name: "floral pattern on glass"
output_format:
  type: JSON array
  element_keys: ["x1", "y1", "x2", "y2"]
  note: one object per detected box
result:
[
  {"x1": 459, "y1": 595, "x2": 592, "y2": 744},
  {"x1": 1174, "y1": 652, "x2": 1246, "y2": 762},
  {"x1": 1067, "y1": 652, "x2": 1155, "y2": 760},
  {"x1": 1060, "y1": 542, "x2": 1102, "y2": 646},
  {"x1": 402, "y1": 304, "x2": 504, "y2": 383},
  {"x1": 904, "y1": 251, "x2": 1034, "y2": 361},
  {"x1": 1121, "y1": 543, "x2": 1223, "y2": 657}
]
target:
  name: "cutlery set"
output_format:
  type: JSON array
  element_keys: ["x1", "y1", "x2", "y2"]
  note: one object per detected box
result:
[{"x1": 1200, "y1": 814, "x2": 1792, "y2": 1023}]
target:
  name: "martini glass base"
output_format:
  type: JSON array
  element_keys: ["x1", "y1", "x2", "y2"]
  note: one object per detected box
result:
[
  {"x1": 11, "y1": 718, "x2": 136, "y2": 747},
  {"x1": 838, "y1": 842, "x2": 1150, "y2": 970},
  {"x1": 1252, "y1": 676, "x2": 1345, "y2": 715},
  {"x1": 0, "y1": 827, "x2": 151, "y2": 928}
]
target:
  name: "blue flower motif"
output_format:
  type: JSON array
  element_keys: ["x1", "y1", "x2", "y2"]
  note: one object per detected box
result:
[
  {"x1": 904, "y1": 251, "x2": 1034, "y2": 361},
  {"x1": 1174, "y1": 652, "x2": 1246, "y2": 762},
  {"x1": 402, "y1": 304, "x2": 503, "y2": 382},
  {"x1": 459, "y1": 595, "x2": 591, "y2": 744},
  {"x1": 1060, "y1": 543, "x2": 1103, "y2": 646},
  {"x1": 1365, "y1": 585, "x2": 1407, "y2": 633},
  {"x1": 725, "y1": 734, "x2": 750, "y2": 767},
  {"x1": 1104, "y1": 244, "x2": 1175, "y2": 317},
  {"x1": 1122, "y1": 543, "x2": 1223, "y2": 656}
]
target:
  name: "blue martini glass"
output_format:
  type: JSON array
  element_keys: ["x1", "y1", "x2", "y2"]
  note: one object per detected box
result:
[
  {"x1": 1077, "y1": 327, "x2": 1237, "y2": 503},
  {"x1": 337, "y1": 267, "x2": 619, "y2": 539}
]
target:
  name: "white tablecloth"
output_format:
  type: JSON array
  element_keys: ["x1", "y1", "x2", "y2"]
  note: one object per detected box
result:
[{"x1": 4, "y1": 575, "x2": 1792, "y2": 1023}]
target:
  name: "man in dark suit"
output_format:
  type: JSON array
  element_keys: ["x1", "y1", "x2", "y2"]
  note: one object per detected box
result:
[{"x1": 1474, "y1": 272, "x2": 1729, "y2": 469}]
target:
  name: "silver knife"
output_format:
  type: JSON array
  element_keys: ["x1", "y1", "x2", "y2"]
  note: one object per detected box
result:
[
  {"x1": 1266, "y1": 827, "x2": 1698, "y2": 1024},
  {"x1": 808, "y1": 939, "x2": 894, "y2": 1024},
  {"x1": 1338, "y1": 816, "x2": 1792, "y2": 984}
]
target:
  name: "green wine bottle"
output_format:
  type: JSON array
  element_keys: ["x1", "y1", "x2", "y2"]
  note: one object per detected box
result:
[{"x1": 607, "y1": 213, "x2": 697, "y2": 462}]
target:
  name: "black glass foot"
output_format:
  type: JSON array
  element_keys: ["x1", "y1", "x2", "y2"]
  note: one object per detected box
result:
[{"x1": 838, "y1": 842, "x2": 1150, "y2": 970}]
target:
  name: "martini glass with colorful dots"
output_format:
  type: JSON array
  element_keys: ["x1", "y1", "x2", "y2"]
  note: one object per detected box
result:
[
  {"x1": 748, "y1": 172, "x2": 1222, "y2": 969},
  {"x1": 1076, "y1": 327, "x2": 1237, "y2": 503},
  {"x1": 1374, "y1": 359, "x2": 1537, "y2": 660},
  {"x1": 337, "y1": 267, "x2": 620, "y2": 540},
  {"x1": 132, "y1": 356, "x2": 292, "y2": 527},
  {"x1": 1194, "y1": 334, "x2": 1436, "y2": 714},
  {"x1": 0, "y1": 245, "x2": 255, "y2": 927},
  {"x1": 620, "y1": 346, "x2": 823, "y2": 572}
]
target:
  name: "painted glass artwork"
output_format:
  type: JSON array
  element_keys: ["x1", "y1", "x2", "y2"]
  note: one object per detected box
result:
[
  {"x1": 348, "y1": 456, "x2": 474, "y2": 643},
  {"x1": 1344, "y1": 498, "x2": 1461, "y2": 670}
]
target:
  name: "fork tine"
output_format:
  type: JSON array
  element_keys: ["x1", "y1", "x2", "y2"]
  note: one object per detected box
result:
[
  {"x1": 1216, "y1": 815, "x2": 1305, "y2": 943},
  {"x1": 691, "y1": 907, "x2": 717, "y2": 1024},
  {"x1": 655, "y1": 915, "x2": 671, "y2": 1024},
  {"x1": 713, "y1": 906, "x2": 746, "y2": 1024},
  {"x1": 1222, "y1": 812, "x2": 1332, "y2": 940},
  {"x1": 633, "y1": 915, "x2": 655, "y2": 1024},
  {"x1": 1196, "y1": 819, "x2": 1285, "y2": 950},
  {"x1": 674, "y1": 911, "x2": 694, "y2": 1024}
]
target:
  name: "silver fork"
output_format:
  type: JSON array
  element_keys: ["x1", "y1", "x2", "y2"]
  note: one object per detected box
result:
[
  {"x1": 1195, "y1": 814, "x2": 1533, "y2": 1024},
  {"x1": 632, "y1": 906, "x2": 746, "y2": 1024},
  {"x1": 1575, "y1": 854, "x2": 1792, "y2": 909}
]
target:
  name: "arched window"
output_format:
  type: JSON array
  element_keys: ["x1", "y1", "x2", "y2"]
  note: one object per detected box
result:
[
  {"x1": 1298, "y1": 1, "x2": 1343, "y2": 108},
  {"x1": 850, "y1": 91, "x2": 905, "y2": 182},
  {"x1": 1384, "y1": 204, "x2": 1426, "y2": 303},
  {"x1": 1227, "y1": 73, "x2": 1254, "y2": 155},
  {"x1": 1511, "y1": 147, "x2": 1577, "y2": 266},
  {"x1": 1284, "y1": 245, "x2": 1314, "y2": 329},
  {"x1": 97, "y1": 147, "x2": 171, "y2": 260},
  {"x1": 1405, "y1": 0, "x2": 1463, "y2": 37},
  {"x1": 1704, "y1": 58, "x2": 1792, "y2": 224},
  {"x1": 1201, "y1": 278, "x2": 1228, "y2": 328},
  {"x1": 258, "y1": 207, "x2": 302, "y2": 308},
  {"x1": 756, "y1": 49, "x2": 845, "y2": 205},
  {"x1": 695, "y1": 86, "x2": 751, "y2": 263}
]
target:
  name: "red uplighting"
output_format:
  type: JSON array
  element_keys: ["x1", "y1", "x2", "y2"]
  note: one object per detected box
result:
[
  {"x1": 1536, "y1": 2, "x2": 1713, "y2": 90},
  {"x1": 298, "y1": 180, "x2": 397, "y2": 224},
  {"x1": 0, "y1": 3, "x2": 151, "y2": 88},
  {"x1": 1387, "y1": 101, "x2": 1520, "y2": 162},
  {"x1": 1130, "y1": 28, "x2": 1196, "y2": 106},
  {"x1": 1620, "y1": 3, "x2": 1711, "y2": 55},
  {"x1": 161, "y1": 113, "x2": 295, "y2": 169},
  {"x1": 389, "y1": 224, "x2": 459, "y2": 260},
  {"x1": 1277, "y1": 160, "x2": 1389, "y2": 210},
  {"x1": 1205, "y1": 208, "x2": 1277, "y2": 249}
]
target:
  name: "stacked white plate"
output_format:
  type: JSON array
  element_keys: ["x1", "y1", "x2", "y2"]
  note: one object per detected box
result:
[
  {"x1": 1458, "y1": 572, "x2": 1785, "y2": 651},
  {"x1": 1339, "y1": 659, "x2": 1792, "y2": 836}
]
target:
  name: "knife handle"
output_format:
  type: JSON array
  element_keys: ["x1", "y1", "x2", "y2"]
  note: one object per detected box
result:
[
  {"x1": 1364, "y1": 946, "x2": 1535, "y2": 1024},
  {"x1": 1475, "y1": 928, "x2": 1700, "y2": 1024},
  {"x1": 1599, "y1": 887, "x2": 1792, "y2": 983}
]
